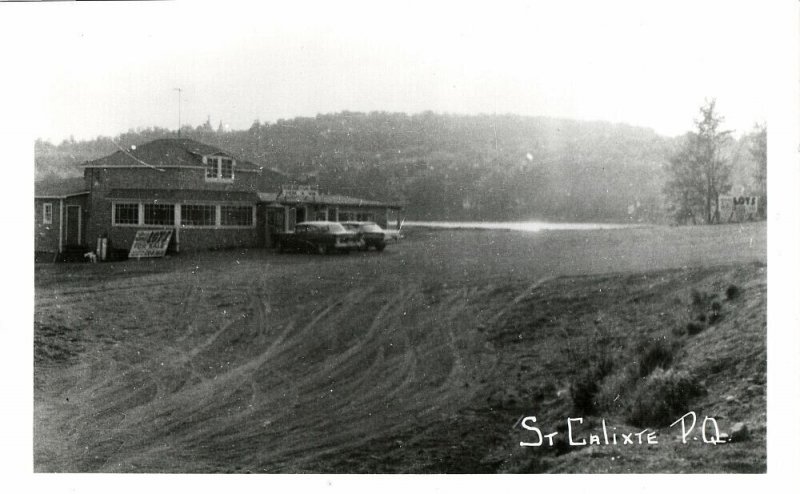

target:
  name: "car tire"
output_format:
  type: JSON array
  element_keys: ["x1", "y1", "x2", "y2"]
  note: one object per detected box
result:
[
  {"x1": 276, "y1": 241, "x2": 284, "y2": 253},
  {"x1": 317, "y1": 244, "x2": 327, "y2": 255},
  {"x1": 376, "y1": 243, "x2": 386, "y2": 252}
]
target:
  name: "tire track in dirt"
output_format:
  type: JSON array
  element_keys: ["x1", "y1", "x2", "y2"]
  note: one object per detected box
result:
[
  {"x1": 67, "y1": 282, "x2": 372, "y2": 469},
  {"x1": 36, "y1": 265, "x2": 515, "y2": 471},
  {"x1": 233, "y1": 284, "x2": 499, "y2": 470}
]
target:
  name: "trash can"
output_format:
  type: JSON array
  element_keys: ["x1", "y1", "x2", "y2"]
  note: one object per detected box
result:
[{"x1": 96, "y1": 234, "x2": 108, "y2": 261}]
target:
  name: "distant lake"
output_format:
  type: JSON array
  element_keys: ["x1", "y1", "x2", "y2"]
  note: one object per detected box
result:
[{"x1": 402, "y1": 220, "x2": 642, "y2": 232}]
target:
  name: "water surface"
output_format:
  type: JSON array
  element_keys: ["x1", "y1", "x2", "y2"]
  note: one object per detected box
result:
[{"x1": 403, "y1": 220, "x2": 641, "y2": 232}]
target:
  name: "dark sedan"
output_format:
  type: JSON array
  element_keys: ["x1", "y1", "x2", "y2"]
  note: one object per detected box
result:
[{"x1": 275, "y1": 221, "x2": 361, "y2": 254}]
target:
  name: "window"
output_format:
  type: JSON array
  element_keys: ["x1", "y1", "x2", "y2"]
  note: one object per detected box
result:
[
  {"x1": 144, "y1": 204, "x2": 175, "y2": 226},
  {"x1": 114, "y1": 203, "x2": 139, "y2": 225},
  {"x1": 42, "y1": 203, "x2": 53, "y2": 225},
  {"x1": 205, "y1": 156, "x2": 234, "y2": 181},
  {"x1": 206, "y1": 157, "x2": 218, "y2": 179},
  {"x1": 221, "y1": 206, "x2": 253, "y2": 226},
  {"x1": 181, "y1": 204, "x2": 216, "y2": 226},
  {"x1": 220, "y1": 159, "x2": 233, "y2": 179}
]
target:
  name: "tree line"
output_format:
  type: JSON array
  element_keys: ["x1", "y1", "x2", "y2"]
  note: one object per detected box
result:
[
  {"x1": 35, "y1": 111, "x2": 765, "y2": 223},
  {"x1": 664, "y1": 100, "x2": 766, "y2": 224}
]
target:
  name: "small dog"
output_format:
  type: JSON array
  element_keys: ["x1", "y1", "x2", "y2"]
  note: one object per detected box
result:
[{"x1": 84, "y1": 252, "x2": 97, "y2": 263}]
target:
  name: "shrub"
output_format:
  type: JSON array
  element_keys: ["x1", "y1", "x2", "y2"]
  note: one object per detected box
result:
[
  {"x1": 690, "y1": 289, "x2": 717, "y2": 311},
  {"x1": 708, "y1": 301, "x2": 723, "y2": 325},
  {"x1": 627, "y1": 368, "x2": 705, "y2": 427},
  {"x1": 636, "y1": 336, "x2": 676, "y2": 378},
  {"x1": 725, "y1": 284, "x2": 741, "y2": 300},
  {"x1": 686, "y1": 321, "x2": 704, "y2": 335},
  {"x1": 690, "y1": 289, "x2": 705, "y2": 309},
  {"x1": 570, "y1": 357, "x2": 614, "y2": 415},
  {"x1": 594, "y1": 367, "x2": 637, "y2": 414}
]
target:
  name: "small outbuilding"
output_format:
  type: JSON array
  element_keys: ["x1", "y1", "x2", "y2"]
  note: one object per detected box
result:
[{"x1": 34, "y1": 177, "x2": 89, "y2": 261}]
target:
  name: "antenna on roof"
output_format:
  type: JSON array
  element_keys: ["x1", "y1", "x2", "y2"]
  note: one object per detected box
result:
[{"x1": 174, "y1": 87, "x2": 182, "y2": 137}]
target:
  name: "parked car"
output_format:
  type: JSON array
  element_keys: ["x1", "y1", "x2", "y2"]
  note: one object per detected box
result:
[
  {"x1": 341, "y1": 221, "x2": 391, "y2": 251},
  {"x1": 275, "y1": 221, "x2": 361, "y2": 254}
]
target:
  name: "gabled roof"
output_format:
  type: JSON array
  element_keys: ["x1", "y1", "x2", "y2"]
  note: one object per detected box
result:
[
  {"x1": 82, "y1": 138, "x2": 267, "y2": 173},
  {"x1": 34, "y1": 176, "x2": 88, "y2": 198}
]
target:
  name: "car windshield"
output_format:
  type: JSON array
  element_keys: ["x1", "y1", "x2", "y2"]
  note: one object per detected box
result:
[{"x1": 327, "y1": 223, "x2": 346, "y2": 233}]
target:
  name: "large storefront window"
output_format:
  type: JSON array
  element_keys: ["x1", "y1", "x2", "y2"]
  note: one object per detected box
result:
[
  {"x1": 181, "y1": 204, "x2": 216, "y2": 226},
  {"x1": 114, "y1": 203, "x2": 139, "y2": 225},
  {"x1": 221, "y1": 206, "x2": 253, "y2": 226},
  {"x1": 143, "y1": 204, "x2": 175, "y2": 226}
]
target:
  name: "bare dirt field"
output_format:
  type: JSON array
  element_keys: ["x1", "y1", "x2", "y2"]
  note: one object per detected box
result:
[{"x1": 34, "y1": 222, "x2": 766, "y2": 473}]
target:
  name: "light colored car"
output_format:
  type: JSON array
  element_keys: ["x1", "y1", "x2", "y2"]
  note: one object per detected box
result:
[{"x1": 341, "y1": 221, "x2": 391, "y2": 251}]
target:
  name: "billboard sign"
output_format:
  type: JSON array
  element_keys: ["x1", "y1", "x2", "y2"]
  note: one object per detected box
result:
[
  {"x1": 717, "y1": 196, "x2": 758, "y2": 222},
  {"x1": 129, "y1": 230, "x2": 173, "y2": 259},
  {"x1": 277, "y1": 184, "x2": 319, "y2": 203}
]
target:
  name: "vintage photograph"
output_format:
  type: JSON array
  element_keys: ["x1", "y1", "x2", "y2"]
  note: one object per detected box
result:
[{"x1": 13, "y1": 0, "x2": 791, "y2": 480}]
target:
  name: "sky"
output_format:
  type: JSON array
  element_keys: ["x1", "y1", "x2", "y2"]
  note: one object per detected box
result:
[
  {"x1": 1, "y1": 0, "x2": 777, "y2": 143},
  {"x1": 2, "y1": 2, "x2": 800, "y2": 491}
]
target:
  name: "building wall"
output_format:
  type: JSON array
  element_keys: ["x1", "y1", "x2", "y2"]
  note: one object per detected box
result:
[
  {"x1": 104, "y1": 224, "x2": 259, "y2": 253},
  {"x1": 77, "y1": 164, "x2": 396, "y2": 254},
  {"x1": 35, "y1": 196, "x2": 89, "y2": 253},
  {"x1": 84, "y1": 166, "x2": 278, "y2": 252},
  {"x1": 34, "y1": 199, "x2": 61, "y2": 253}
]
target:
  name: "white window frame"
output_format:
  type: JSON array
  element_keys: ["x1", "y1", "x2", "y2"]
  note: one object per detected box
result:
[
  {"x1": 180, "y1": 203, "x2": 218, "y2": 228},
  {"x1": 220, "y1": 205, "x2": 256, "y2": 227},
  {"x1": 112, "y1": 202, "x2": 142, "y2": 226},
  {"x1": 42, "y1": 203, "x2": 53, "y2": 225},
  {"x1": 204, "y1": 155, "x2": 235, "y2": 182},
  {"x1": 143, "y1": 203, "x2": 176, "y2": 226},
  {"x1": 111, "y1": 201, "x2": 255, "y2": 229}
]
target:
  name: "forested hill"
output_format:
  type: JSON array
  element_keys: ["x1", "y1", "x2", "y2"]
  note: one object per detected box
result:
[{"x1": 37, "y1": 112, "x2": 730, "y2": 222}]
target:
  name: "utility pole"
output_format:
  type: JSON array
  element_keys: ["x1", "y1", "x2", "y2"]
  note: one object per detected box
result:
[{"x1": 174, "y1": 88, "x2": 182, "y2": 137}]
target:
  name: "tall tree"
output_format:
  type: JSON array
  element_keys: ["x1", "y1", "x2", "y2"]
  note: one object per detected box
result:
[{"x1": 665, "y1": 100, "x2": 733, "y2": 224}]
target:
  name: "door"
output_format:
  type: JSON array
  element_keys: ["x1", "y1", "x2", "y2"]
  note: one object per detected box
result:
[
  {"x1": 266, "y1": 208, "x2": 285, "y2": 247},
  {"x1": 65, "y1": 205, "x2": 81, "y2": 246}
]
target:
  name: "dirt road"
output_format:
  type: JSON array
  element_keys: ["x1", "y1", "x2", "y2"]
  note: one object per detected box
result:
[{"x1": 34, "y1": 223, "x2": 766, "y2": 472}]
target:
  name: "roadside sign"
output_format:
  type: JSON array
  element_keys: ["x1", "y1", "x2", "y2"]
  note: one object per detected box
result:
[
  {"x1": 129, "y1": 230, "x2": 173, "y2": 258},
  {"x1": 718, "y1": 196, "x2": 734, "y2": 222},
  {"x1": 277, "y1": 184, "x2": 319, "y2": 203},
  {"x1": 718, "y1": 195, "x2": 759, "y2": 222}
]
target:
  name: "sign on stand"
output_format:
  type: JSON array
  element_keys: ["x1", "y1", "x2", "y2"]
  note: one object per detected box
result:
[
  {"x1": 129, "y1": 230, "x2": 173, "y2": 259},
  {"x1": 718, "y1": 196, "x2": 759, "y2": 222}
]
